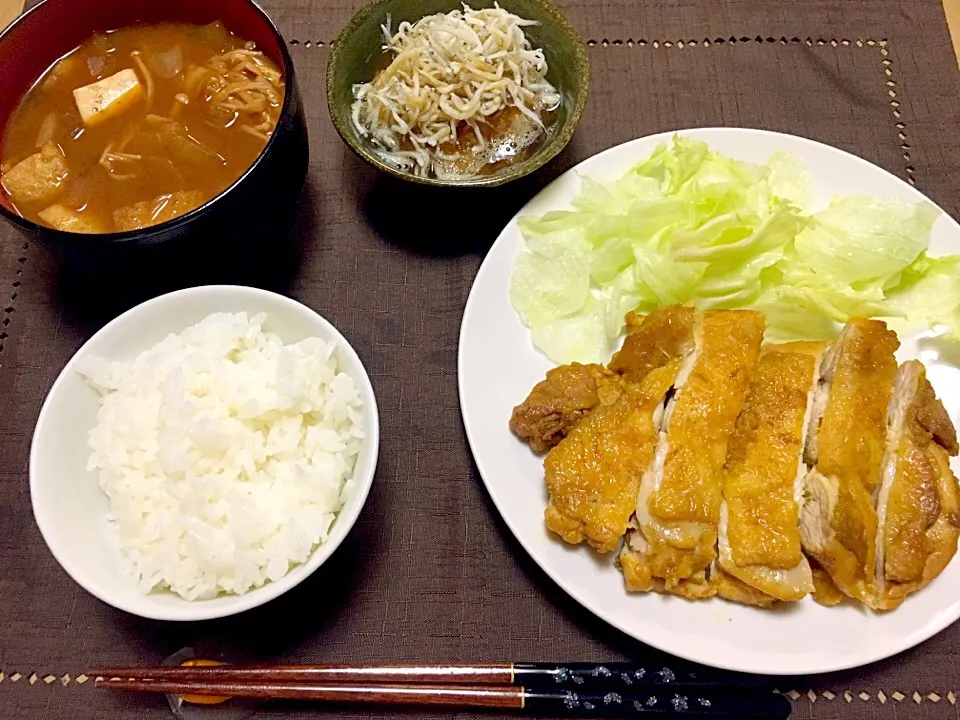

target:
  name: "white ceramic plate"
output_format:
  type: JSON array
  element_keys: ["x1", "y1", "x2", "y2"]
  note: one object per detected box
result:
[{"x1": 458, "y1": 128, "x2": 960, "y2": 675}]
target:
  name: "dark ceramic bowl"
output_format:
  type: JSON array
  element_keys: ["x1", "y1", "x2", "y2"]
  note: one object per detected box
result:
[
  {"x1": 327, "y1": 0, "x2": 589, "y2": 188},
  {"x1": 0, "y1": 0, "x2": 308, "y2": 277}
]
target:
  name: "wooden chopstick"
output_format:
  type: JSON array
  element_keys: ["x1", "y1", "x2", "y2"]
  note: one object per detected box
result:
[
  {"x1": 96, "y1": 676, "x2": 791, "y2": 718},
  {"x1": 99, "y1": 679, "x2": 525, "y2": 708},
  {"x1": 91, "y1": 663, "x2": 514, "y2": 687},
  {"x1": 89, "y1": 661, "x2": 763, "y2": 690}
]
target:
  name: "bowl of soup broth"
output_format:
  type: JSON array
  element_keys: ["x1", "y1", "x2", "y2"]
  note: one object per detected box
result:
[
  {"x1": 0, "y1": 0, "x2": 307, "y2": 272},
  {"x1": 326, "y1": 0, "x2": 589, "y2": 187}
]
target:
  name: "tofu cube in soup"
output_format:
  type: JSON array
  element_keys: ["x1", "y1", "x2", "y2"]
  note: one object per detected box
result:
[
  {"x1": 112, "y1": 190, "x2": 204, "y2": 231},
  {"x1": 72, "y1": 68, "x2": 144, "y2": 126},
  {"x1": 0, "y1": 142, "x2": 69, "y2": 204},
  {"x1": 37, "y1": 204, "x2": 104, "y2": 233}
]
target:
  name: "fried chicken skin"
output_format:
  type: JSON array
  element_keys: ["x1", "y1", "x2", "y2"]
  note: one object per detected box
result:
[
  {"x1": 609, "y1": 305, "x2": 696, "y2": 379},
  {"x1": 510, "y1": 363, "x2": 621, "y2": 454},
  {"x1": 517, "y1": 304, "x2": 960, "y2": 611},
  {"x1": 870, "y1": 361, "x2": 960, "y2": 609},
  {"x1": 799, "y1": 320, "x2": 899, "y2": 603},
  {"x1": 717, "y1": 342, "x2": 825, "y2": 602},
  {"x1": 622, "y1": 310, "x2": 765, "y2": 595},
  {"x1": 544, "y1": 362, "x2": 680, "y2": 552},
  {"x1": 512, "y1": 305, "x2": 697, "y2": 454}
]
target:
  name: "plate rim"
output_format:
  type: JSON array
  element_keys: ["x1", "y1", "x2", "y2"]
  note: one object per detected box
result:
[{"x1": 458, "y1": 126, "x2": 960, "y2": 675}]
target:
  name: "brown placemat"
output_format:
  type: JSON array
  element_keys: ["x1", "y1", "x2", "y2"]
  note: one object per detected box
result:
[{"x1": 2, "y1": 1, "x2": 960, "y2": 718}]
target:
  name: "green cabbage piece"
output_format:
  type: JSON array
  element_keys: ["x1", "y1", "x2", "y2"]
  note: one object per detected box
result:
[
  {"x1": 793, "y1": 197, "x2": 938, "y2": 285},
  {"x1": 509, "y1": 135, "x2": 952, "y2": 363},
  {"x1": 884, "y1": 254, "x2": 960, "y2": 338}
]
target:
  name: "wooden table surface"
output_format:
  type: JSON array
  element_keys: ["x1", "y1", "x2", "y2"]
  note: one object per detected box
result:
[{"x1": 3, "y1": 0, "x2": 960, "y2": 62}]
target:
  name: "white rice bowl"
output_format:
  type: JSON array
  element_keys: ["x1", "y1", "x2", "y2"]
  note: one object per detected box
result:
[{"x1": 78, "y1": 311, "x2": 364, "y2": 601}]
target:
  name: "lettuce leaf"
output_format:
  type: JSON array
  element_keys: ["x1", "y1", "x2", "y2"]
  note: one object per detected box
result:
[
  {"x1": 793, "y1": 197, "x2": 938, "y2": 285},
  {"x1": 509, "y1": 135, "x2": 949, "y2": 363},
  {"x1": 509, "y1": 229, "x2": 592, "y2": 328},
  {"x1": 884, "y1": 253, "x2": 960, "y2": 338}
]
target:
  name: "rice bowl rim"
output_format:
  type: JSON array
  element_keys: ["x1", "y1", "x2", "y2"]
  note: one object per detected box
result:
[{"x1": 29, "y1": 285, "x2": 380, "y2": 621}]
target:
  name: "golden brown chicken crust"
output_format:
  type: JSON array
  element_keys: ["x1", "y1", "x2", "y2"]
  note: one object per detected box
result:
[
  {"x1": 620, "y1": 550, "x2": 781, "y2": 607},
  {"x1": 543, "y1": 361, "x2": 680, "y2": 553},
  {"x1": 650, "y1": 310, "x2": 766, "y2": 524},
  {"x1": 800, "y1": 319, "x2": 898, "y2": 603},
  {"x1": 775, "y1": 340, "x2": 832, "y2": 357},
  {"x1": 723, "y1": 346, "x2": 822, "y2": 569},
  {"x1": 801, "y1": 468, "x2": 879, "y2": 603},
  {"x1": 609, "y1": 305, "x2": 696, "y2": 379},
  {"x1": 882, "y1": 444, "x2": 952, "y2": 582},
  {"x1": 512, "y1": 305, "x2": 698, "y2": 455},
  {"x1": 618, "y1": 540, "x2": 717, "y2": 599},
  {"x1": 916, "y1": 388, "x2": 960, "y2": 456},
  {"x1": 809, "y1": 559, "x2": 845, "y2": 606},
  {"x1": 711, "y1": 566, "x2": 779, "y2": 608},
  {"x1": 617, "y1": 533, "x2": 655, "y2": 593},
  {"x1": 873, "y1": 363, "x2": 960, "y2": 609},
  {"x1": 518, "y1": 305, "x2": 958, "y2": 612},
  {"x1": 510, "y1": 363, "x2": 620, "y2": 453},
  {"x1": 621, "y1": 310, "x2": 765, "y2": 597},
  {"x1": 620, "y1": 523, "x2": 719, "y2": 590},
  {"x1": 816, "y1": 319, "x2": 900, "y2": 496}
]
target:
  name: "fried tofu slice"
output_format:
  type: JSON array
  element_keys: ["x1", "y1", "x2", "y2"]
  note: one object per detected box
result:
[
  {"x1": 510, "y1": 364, "x2": 621, "y2": 454},
  {"x1": 73, "y1": 68, "x2": 144, "y2": 126},
  {"x1": 871, "y1": 361, "x2": 960, "y2": 609},
  {"x1": 716, "y1": 342, "x2": 825, "y2": 601},
  {"x1": 621, "y1": 310, "x2": 765, "y2": 594},
  {"x1": 37, "y1": 204, "x2": 104, "y2": 233},
  {"x1": 112, "y1": 190, "x2": 205, "y2": 231},
  {"x1": 799, "y1": 319, "x2": 899, "y2": 603},
  {"x1": 544, "y1": 360, "x2": 680, "y2": 553},
  {"x1": 609, "y1": 305, "x2": 696, "y2": 379},
  {"x1": 0, "y1": 142, "x2": 69, "y2": 205}
]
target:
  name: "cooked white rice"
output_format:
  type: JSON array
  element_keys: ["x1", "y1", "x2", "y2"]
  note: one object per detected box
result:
[{"x1": 78, "y1": 311, "x2": 364, "y2": 601}]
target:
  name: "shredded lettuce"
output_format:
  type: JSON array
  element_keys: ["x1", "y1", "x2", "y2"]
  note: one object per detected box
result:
[{"x1": 509, "y1": 135, "x2": 954, "y2": 363}]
